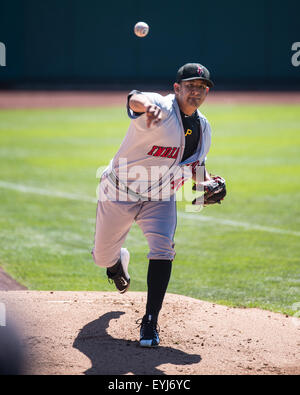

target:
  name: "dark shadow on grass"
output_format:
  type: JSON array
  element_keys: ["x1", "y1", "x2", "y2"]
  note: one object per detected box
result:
[{"x1": 73, "y1": 311, "x2": 201, "y2": 375}]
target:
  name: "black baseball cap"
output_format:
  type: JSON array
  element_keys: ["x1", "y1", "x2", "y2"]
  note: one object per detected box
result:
[{"x1": 176, "y1": 63, "x2": 214, "y2": 88}]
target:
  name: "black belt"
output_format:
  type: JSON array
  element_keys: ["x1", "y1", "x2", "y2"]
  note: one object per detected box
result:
[{"x1": 107, "y1": 171, "x2": 150, "y2": 201}]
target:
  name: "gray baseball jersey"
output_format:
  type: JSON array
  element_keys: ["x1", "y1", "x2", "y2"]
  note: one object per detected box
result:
[
  {"x1": 92, "y1": 91, "x2": 212, "y2": 267},
  {"x1": 108, "y1": 91, "x2": 211, "y2": 200}
]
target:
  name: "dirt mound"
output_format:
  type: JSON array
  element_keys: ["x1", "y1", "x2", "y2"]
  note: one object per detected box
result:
[
  {"x1": 0, "y1": 291, "x2": 299, "y2": 375},
  {"x1": 0, "y1": 268, "x2": 27, "y2": 291}
]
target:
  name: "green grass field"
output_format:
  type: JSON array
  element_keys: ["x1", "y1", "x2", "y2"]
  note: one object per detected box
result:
[{"x1": 0, "y1": 103, "x2": 299, "y2": 315}]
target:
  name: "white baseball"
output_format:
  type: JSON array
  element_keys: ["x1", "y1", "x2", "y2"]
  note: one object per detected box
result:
[{"x1": 134, "y1": 22, "x2": 149, "y2": 37}]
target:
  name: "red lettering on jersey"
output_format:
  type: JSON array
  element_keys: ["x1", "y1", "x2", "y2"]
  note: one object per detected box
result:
[
  {"x1": 153, "y1": 146, "x2": 167, "y2": 157},
  {"x1": 147, "y1": 145, "x2": 159, "y2": 156},
  {"x1": 166, "y1": 147, "x2": 176, "y2": 158},
  {"x1": 161, "y1": 147, "x2": 172, "y2": 157},
  {"x1": 147, "y1": 145, "x2": 180, "y2": 159},
  {"x1": 169, "y1": 147, "x2": 179, "y2": 159}
]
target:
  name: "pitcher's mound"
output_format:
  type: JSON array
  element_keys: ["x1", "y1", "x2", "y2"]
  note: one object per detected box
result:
[{"x1": 0, "y1": 291, "x2": 299, "y2": 375}]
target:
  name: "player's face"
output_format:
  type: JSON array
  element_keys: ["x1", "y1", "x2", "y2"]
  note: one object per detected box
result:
[{"x1": 174, "y1": 80, "x2": 208, "y2": 111}]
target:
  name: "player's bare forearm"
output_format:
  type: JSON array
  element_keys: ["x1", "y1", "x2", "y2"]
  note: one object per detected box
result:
[
  {"x1": 129, "y1": 94, "x2": 152, "y2": 113},
  {"x1": 204, "y1": 168, "x2": 212, "y2": 181},
  {"x1": 129, "y1": 94, "x2": 162, "y2": 128},
  {"x1": 192, "y1": 167, "x2": 212, "y2": 183}
]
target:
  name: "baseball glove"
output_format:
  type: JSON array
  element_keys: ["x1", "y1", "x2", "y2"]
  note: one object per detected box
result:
[{"x1": 192, "y1": 175, "x2": 226, "y2": 206}]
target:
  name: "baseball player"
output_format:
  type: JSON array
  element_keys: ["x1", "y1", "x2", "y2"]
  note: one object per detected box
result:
[{"x1": 92, "y1": 63, "x2": 226, "y2": 347}]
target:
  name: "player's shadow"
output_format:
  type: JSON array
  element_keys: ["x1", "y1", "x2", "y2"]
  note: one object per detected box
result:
[{"x1": 73, "y1": 311, "x2": 201, "y2": 375}]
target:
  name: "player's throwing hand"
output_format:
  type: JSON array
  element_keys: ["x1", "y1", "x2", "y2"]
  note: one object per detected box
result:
[{"x1": 145, "y1": 104, "x2": 162, "y2": 128}]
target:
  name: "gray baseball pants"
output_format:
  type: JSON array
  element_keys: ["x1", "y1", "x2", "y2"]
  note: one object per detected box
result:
[{"x1": 92, "y1": 197, "x2": 177, "y2": 268}]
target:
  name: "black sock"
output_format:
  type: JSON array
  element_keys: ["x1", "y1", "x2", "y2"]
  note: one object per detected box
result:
[
  {"x1": 145, "y1": 259, "x2": 172, "y2": 322},
  {"x1": 107, "y1": 258, "x2": 121, "y2": 275}
]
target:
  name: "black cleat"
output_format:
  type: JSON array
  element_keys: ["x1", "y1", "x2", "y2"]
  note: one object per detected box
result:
[
  {"x1": 107, "y1": 248, "x2": 130, "y2": 294},
  {"x1": 138, "y1": 314, "x2": 160, "y2": 347}
]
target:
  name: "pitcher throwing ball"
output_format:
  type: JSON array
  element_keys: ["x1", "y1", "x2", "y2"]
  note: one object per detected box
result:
[{"x1": 92, "y1": 63, "x2": 226, "y2": 347}]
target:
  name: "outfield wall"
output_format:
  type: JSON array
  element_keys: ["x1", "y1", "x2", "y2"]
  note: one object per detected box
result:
[{"x1": 0, "y1": 0, "x2": 299, "y2": 89}]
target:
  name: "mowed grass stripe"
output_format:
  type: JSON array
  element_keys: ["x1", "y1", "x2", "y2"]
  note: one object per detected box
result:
[{"x1": 0, "y1": 180, "x2": 299, "y2": 237}]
